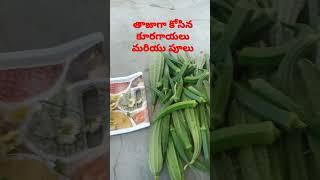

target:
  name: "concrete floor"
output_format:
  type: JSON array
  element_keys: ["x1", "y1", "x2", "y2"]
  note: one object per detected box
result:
[{"x1": 110, "y1": 0, "x2": 210, "y2": 179}]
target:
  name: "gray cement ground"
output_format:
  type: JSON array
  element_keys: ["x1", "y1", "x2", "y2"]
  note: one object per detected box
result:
[{"x1": 110, "y1": 0, "x2": 209, "y2": 179}]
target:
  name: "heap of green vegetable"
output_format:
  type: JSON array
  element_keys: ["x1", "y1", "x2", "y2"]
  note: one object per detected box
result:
[
  {"x1": 212, "y1": 0, "x2": 320, "y2": 179},
  {"x1": 148, "y1": 52, "x2": 210, "y2": 180}
]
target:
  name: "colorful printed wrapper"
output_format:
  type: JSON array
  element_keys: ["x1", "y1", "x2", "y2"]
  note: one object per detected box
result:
[
  {"x1": 0, "y1": 33, "x2": 109, "y2": 180},
  {"x1": 110, "y1": 72, "x2": 150, "y2": 136}
]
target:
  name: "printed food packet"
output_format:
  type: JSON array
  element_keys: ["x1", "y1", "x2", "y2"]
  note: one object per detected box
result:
[
  {"x1": 110, "y1": 72, "x2": 150, "y2": 136},
  {"x1": 0, "y1": 33, "x2": 109, "y2": 180}
]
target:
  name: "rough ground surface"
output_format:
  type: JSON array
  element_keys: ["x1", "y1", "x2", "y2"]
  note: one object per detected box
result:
[{"x1": 110, "y1": 0, "x2": 210, "y2": 180}]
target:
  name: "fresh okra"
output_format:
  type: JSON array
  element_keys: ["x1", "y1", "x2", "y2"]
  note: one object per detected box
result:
[
  {"x1": 153, "y1": 100, "x2": 198, "y2": 123},
  {"x1": 148, "y1": 120, "x2": 163, "y2": 180},
  {"x1": 211, "y1": 121, "x2": 280, "y2": 154}
]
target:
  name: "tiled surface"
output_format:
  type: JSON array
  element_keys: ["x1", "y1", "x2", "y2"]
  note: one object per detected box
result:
[{"x1": 110, "y1": 0, "x2": 210, "y2": 179}]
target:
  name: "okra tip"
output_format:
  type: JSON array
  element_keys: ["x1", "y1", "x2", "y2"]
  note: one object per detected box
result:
[
  {"x1": 289, "y1": 112, "x2": 307, "y2": 130},
  {"x1": 183, "y1": 158, "x2": 196, "y2": 171},
  {"x1": 199, "y1": 97, "x2": 207, "y2": 103},
  {"x1": 183, "y1": 162, "x2": 191, "y2": 171},
  {"x1": 190, "y1": 100, "x2": 198, "y2": 107},
  {"x1": 294, "y1": 118, "x2": 307, "y2": 129},
  {"x1": 184, "y1": 100, "x2": 198, "y2": 108},
  {"x1": 273, "y1": 127, "x2": 281, "y2": 139}
]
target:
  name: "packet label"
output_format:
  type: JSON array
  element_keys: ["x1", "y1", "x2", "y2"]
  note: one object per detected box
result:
[
  {"x1": 110, "y1": 72, "x2": 150, "y2": 136},
  {"x1": 0, "y1": 33, "x2": 108, "y2": 180}
]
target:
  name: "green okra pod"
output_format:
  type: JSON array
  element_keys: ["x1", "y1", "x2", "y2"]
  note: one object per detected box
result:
[
  {"x1": 211, "y1": 121, "x2": 280, "y2": 154},
  {"x1": 166, "y1": 137, "x2": 184, "y2": 180},
  {"x1": 234, "y1": 83, "x2": 306, "y2": 131},
  {"x1": 148, "y1": 120, "x2": 163, "y2": 180},
  {"x1": 183, "y1": 88, "x2": 206, "y2": 103},
  {"x1": 184, "y1": 107, "x2": 202, "y2": 170},
  {"x1": 212, "y1": 50, "x2": 233, "y2": 128}
]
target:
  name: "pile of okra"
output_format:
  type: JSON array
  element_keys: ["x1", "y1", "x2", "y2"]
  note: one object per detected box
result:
[
  {"x1": 148, "y1": 52, "x2": 210, "y2": 180},
  {"x1": 212, "y1": 0, "x2": 320, "y2": 180}
]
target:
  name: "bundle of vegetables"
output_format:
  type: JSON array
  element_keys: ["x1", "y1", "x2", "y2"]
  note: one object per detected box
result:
[
  {"x1": 211, "y1": 0, "x2": 320, "y2": 179},
  {"x1": 148, "y1": 52, "x2": 210, "y2": 180}
]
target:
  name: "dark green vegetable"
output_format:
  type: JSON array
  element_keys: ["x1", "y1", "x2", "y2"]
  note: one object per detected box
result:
[
  {"x1": 228, "y1": 100, "x2": 262, "y2": 180},
  {"x1": 173, "y1": 61, "x2": 189, "y2": 82},
  {"x1": 256, "y1": 0, "x2": 272, "y2": 8},
  {"x1": 307, "y1": 135, "x2": 320, "y2": 179},
  {"x1": 187, "y1": 86, "x2": 207, "y2": 99},
  {"x1": 298, "y1": 59, "x2": 320, "y2": 113},
  {"x1": 209, "y1": 1, "x2": 320, "y2": 180},
  {"x1": 166, "y1": 56, "x2": 181, "y2": 74},
  {"x1": 213, "y1": 0, "x2": 254, "y2": 64},
  {"x1": 153, "y1": 100, "x2": 198, "y2": 123},
  {"x1": 178, "y1": 110, "x2": 192, "y2": 139},
  {"x1": 234, "y1": 83, "x2": 306, "y2": 131},
  {"x1": 148, "y1": 119, "x2": 163, "y2": 180},
  {"x1": 276, "y1": 33, "x2": 320, "y2": 95},
  {"x1": 163, "y1": 53, "x2": 183, "y2": 67},
  {"x1": 213, "y1": 0, "x2": 234, "y2": 14},
  {"x1": 162, "y1": 90, "x2": 173, "y2": 104},
  {"x1": 199, "y1": 105, "x2": 209, "y2": 161},
  {"x1": 212, "y1": 18, "x2": 226, "y2": 41},
  {"x1": 212, "y1": 50, "x2": 233, "y2": 128},
  {"x1": 163, "y1": 64, "x2": 170, "y2": 95},
  {"x1": 149, "y1": 53, "x2": 165, "y2": 111},
  {"x1": 269, "y1": 138, "x2": 286, "y2": 180},
  {"x1": 237, "y1": 45, "x2": 288, "y2": 68},
  {"x1": 211, "y1": 121, "x2": 280, "y2": 154},
  {"x1": 183, "y1": 71, "x2": 209, "y2": 84},
  {"x1": 285, "y1": 133, "x2": 309, "y2": 180},
  {"x1": 183, "y1": 87, "x2": 206, "y2": 103},
  {"x1": 149, "y1": 86, "x2": 165, "y2": 102},
  {"x1": 203, "y1": 80, "x2": 210, "y2": 102},
  {"x1": 172, "y1": 111, "x2": 192, "y2": 150},
  {"x1": 184, "y1": 107, "x2": 202, "y2": 169},
  {"x1": 282, "y1": 23, "x2": 316, "y2": 37},
  {"x1": 170, "y1": 125, "x2": 189, "y2": 163},
  {"x1": 161, "y1": 115, "x2": 171, "y2": 155},
  {"x1": 177, "y1": 53, "x2": 189, "y2": 64},
  {"x1": 245, "y1": 110, "x2": 273, "y2": 180},
  {"x1": 184, "y1": 64, "x2": 197, "y2": 76},
  {"x1": 212, "y1": 0, "x2": 233, "y2": 23},
  {"x1": 166, "y1": 137, "x2": 184, "y2": 180},
  {"x1": 213, "y1": 153, "x2": 238, "y2": 180},
  {"x1": 237, "y1": 8, "x2": 276, "y2": 46},
  {"x1": 170, "y1": 125, "x2": 209, "y2": 172},
  {"x1": 249, "y1": 78, "x2": 302, "y2": 112},
  {"x1": 172, "y1": 79, "x2": 184, "y2": 103}
]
